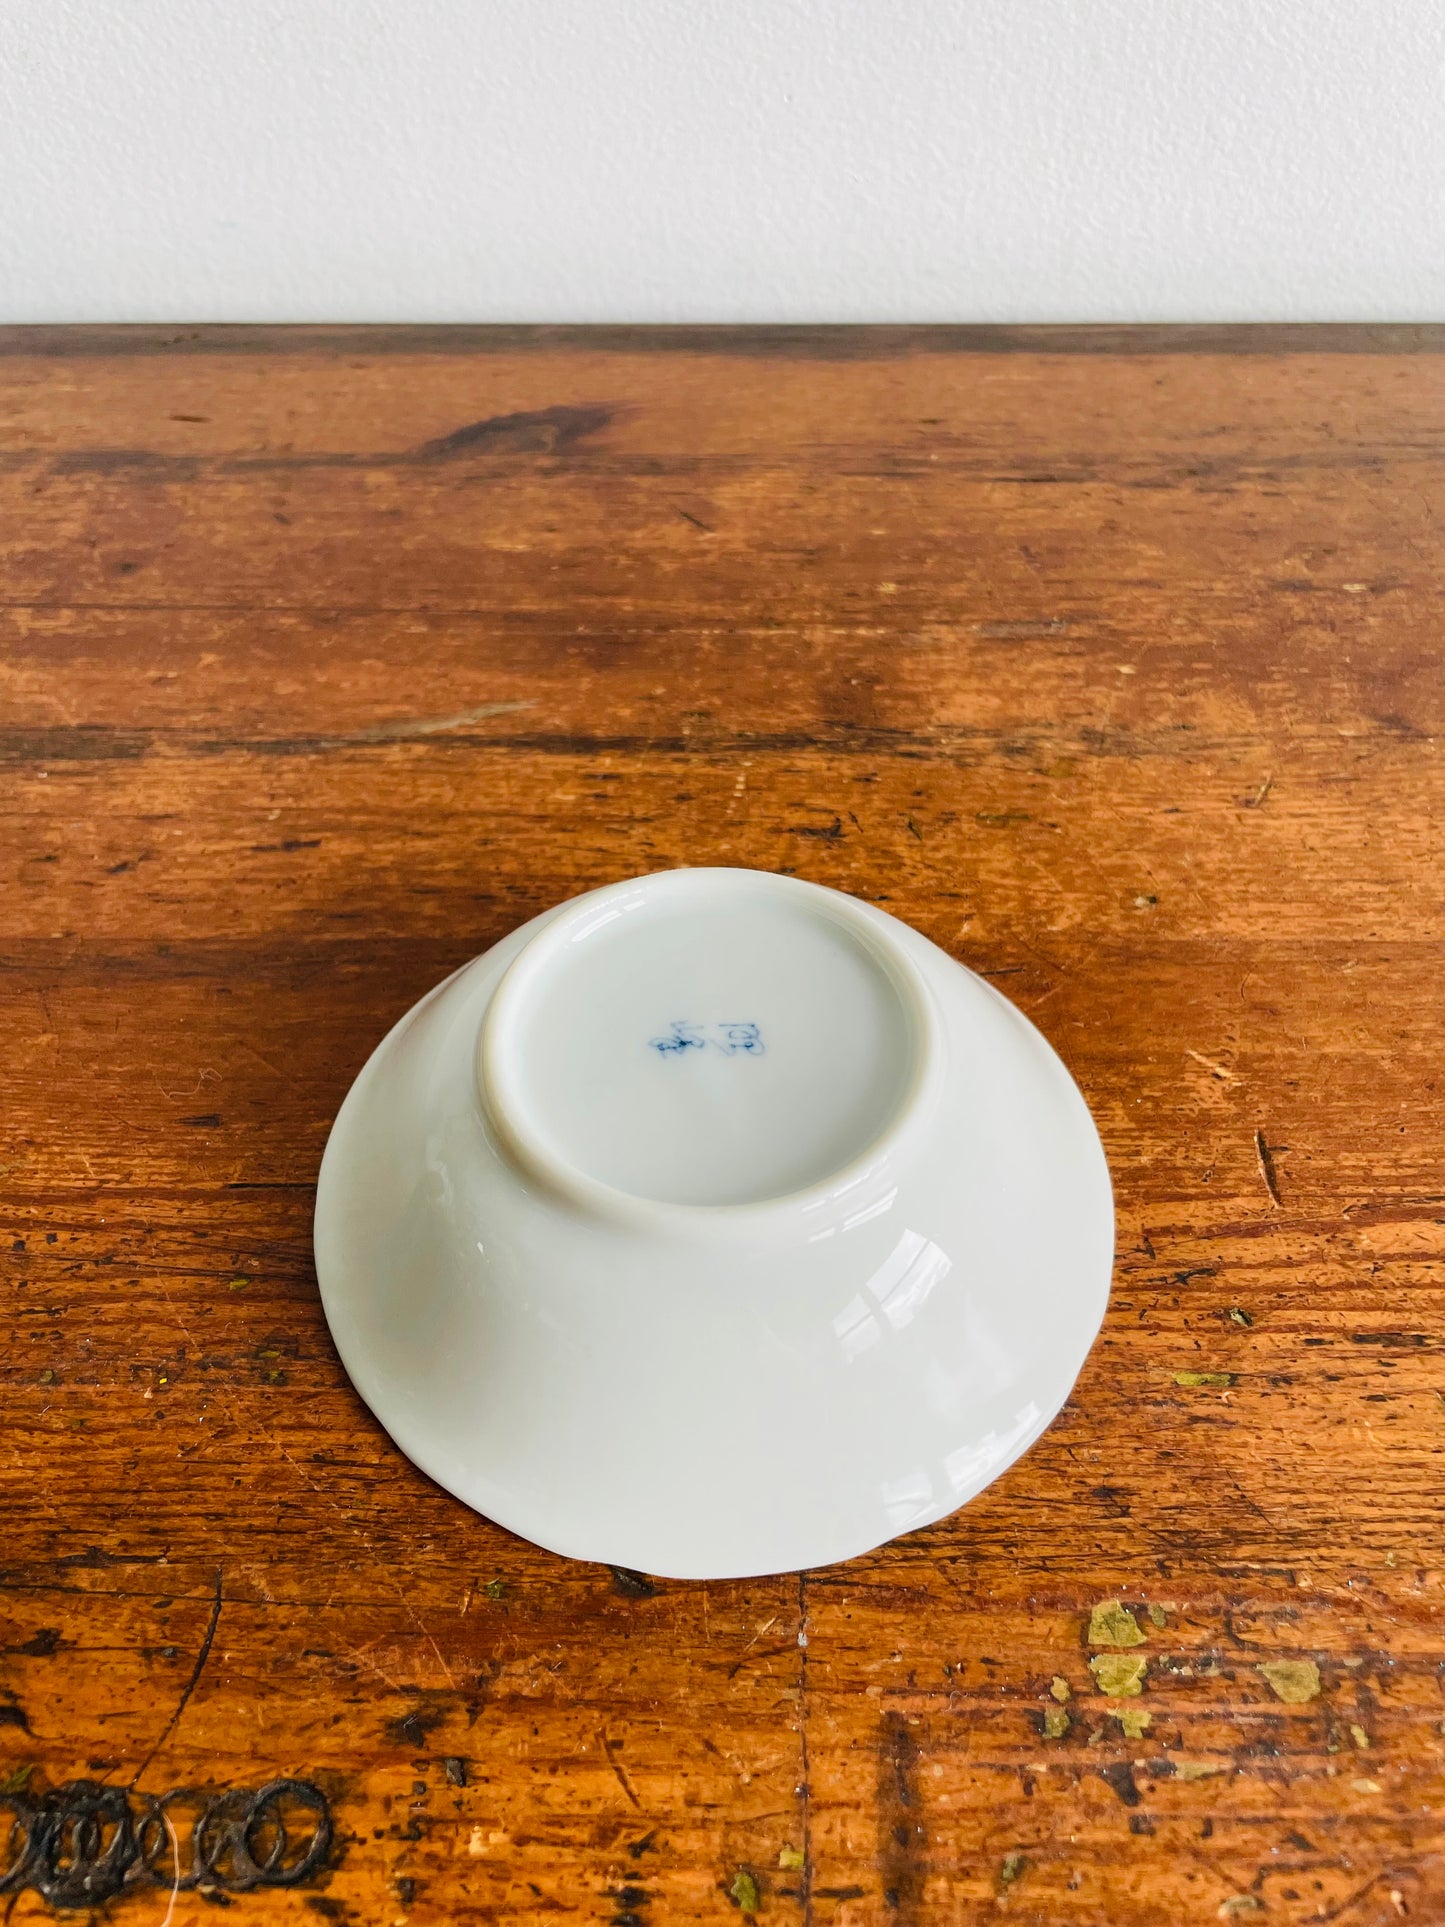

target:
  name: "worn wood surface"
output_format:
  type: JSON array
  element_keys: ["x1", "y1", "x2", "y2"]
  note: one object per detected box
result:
[{"x1": 2, "y1": 324, "x2": 1444, "y2": 1924}]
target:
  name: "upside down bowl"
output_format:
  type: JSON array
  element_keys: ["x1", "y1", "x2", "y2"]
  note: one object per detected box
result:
[{"x1": 314, "y1": 867, "x2": 1113, "y2": 1579}]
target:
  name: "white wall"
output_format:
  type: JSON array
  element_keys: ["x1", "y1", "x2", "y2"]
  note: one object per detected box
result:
[{"x1": 2, "y1": 0, "x2": 1443, "y2": 325}]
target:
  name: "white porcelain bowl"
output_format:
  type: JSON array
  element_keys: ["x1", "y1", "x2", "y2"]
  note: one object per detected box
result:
[{"x1": 314, "y1": 868, "x2": 1113, "y2": 1579}]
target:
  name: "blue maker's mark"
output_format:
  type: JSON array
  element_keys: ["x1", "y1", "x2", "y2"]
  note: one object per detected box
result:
[{"x1": 650, "y1": 1022, "x2": 765, "y2": 1058}]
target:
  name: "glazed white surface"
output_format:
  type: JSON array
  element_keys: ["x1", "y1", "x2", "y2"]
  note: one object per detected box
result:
[
  {"x1": 314, "y1": 870, "x2": 1114, "y2": 1579},
  {"x1": 481, "y1": 870, "x2": 924, "y2": 1209}
]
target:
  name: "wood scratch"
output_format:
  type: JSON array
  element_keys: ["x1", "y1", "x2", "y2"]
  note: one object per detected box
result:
[
  {"x1": 129, "y1": 1567, "x2": 223, "y2": 1789},
  {"x1": 1187, "y1": 1049, "x2": 1235, "y2": 1081},
  {"x1": 739, "y1": 1615, "x2": 778, "y2": 1656},
  {"x1": 599, "y1": 1729, "x2": 642, "y2": 1810},
  {"x1": 334, "y1": 1637, "x2": 406, "y2": 1691},
  {"x1": 145, "y1": 1269, "x2": 455, "y2": 1689},
  {"x1": 153, "y1": 1066, "x2": 220, "y2": 1103},
  {"x1": 243, "y1": 1418, "x2": 457, "y2": 1687},
  {"x1": 1220, "y1": 1468, "x2": 1278, "y2": 1531},
  {"x1": 344, "y1": 700, "x2": 534, "y2": 743},
  {"x1": 1254, "y1": 1128, "x2": 1283, "y2": 1208}
]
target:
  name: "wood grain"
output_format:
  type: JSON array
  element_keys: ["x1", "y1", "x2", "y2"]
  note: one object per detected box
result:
[{"x1": 1, "y1": 325, "x2": 1443, "y2": 1925}]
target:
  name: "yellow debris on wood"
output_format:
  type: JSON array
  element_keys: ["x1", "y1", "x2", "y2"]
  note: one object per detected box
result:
[
  {"x1": 1258, "y1": 1659, "x2": 1320, "y2": 1704},
  {"x1": 1090, "y1": 1653, "x2": 1148, "y2": 1697},
  {"x1": 1088, "y1": 1600, "x2": 1146, "y2": 1648},
  {"x1": 729, "y1": 1869, "x2": 760, "y2": 1915}
]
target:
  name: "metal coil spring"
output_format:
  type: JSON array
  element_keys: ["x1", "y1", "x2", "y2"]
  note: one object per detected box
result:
[{"x1": 0, "y1": 1778, "x2": 332, "y2": 1908}]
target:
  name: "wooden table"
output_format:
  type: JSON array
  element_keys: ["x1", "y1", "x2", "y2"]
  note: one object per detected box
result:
[{"x1": 2, "y1": 325, "x2": 1443, "y2": 1924}]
